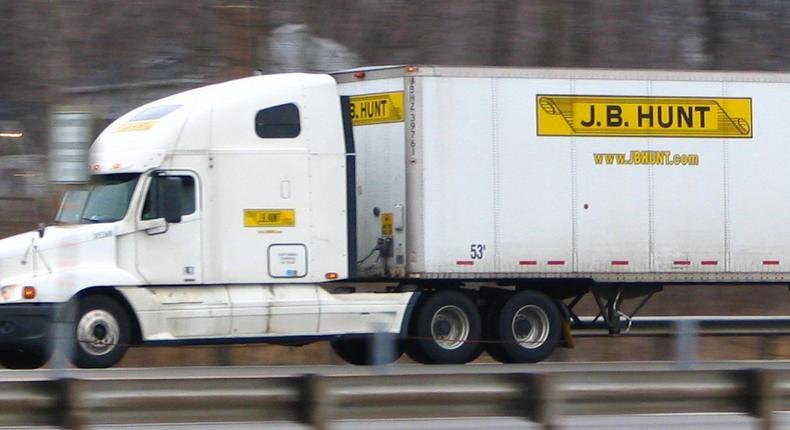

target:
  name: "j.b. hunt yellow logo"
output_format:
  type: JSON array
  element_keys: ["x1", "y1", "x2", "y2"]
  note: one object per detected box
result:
[
  {"x1": 537, "y1": 95, "x2": 752, "y2": 138},
  {"x1": 349, "y1": 92, "x2": 404, "y2": 126}
]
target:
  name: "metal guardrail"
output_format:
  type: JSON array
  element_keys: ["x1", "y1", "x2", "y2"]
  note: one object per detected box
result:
[
  {"x1": 0, "y1": 369, "x2": 787, "y2": 429},
  {"x1": 573, "y1": 316, "x2": 790, "y2": 336}
]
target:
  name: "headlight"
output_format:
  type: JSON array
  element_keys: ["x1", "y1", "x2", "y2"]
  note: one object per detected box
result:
[
  {"x1": 0, "y1": 285, "x2": 35, "y2": 302},
  {"x1": 0, "y1": 284, "x2": 21, "y2": 302}
]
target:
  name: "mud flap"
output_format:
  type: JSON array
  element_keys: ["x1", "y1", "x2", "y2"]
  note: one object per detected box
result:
[
  {"x1": 553, "y1": 299, "x2": 575, "y2": 349},
  {"x1": 560, "y1": 319, "x2": 574, "y2": 349}
]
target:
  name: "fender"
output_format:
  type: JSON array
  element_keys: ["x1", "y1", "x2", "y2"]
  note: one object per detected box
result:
[{"x1": 3, "y1": 267, "x2": 142, "y2": 304}]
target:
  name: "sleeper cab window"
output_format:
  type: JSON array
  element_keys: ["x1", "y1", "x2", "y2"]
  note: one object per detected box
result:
[
  {"x1": 255, "y1": 103, "x2": 300, "y2": 138},
  {"x1": 141, "y1": 175, "x2": 196, "y2": 221}
]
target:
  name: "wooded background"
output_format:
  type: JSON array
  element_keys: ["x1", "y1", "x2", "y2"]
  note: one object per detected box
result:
[{"x1": 3, "y1": 1, "x2": 789, "y2": 100}]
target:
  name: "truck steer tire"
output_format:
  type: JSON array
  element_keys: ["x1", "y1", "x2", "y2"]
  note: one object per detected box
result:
[
  {"x1": 487, "y1": 290, "x2": 561, "y2": 363},
  {"x1": 0, "y1": 346, "x2": 52, "y2": 369},
  {"x1": 405, "y1": 291, "x2": 482, "y2": 364},
  {"x1": 71, "y1": 295, "x2": 131, "y2": 369},
  {"x1": 330, "y1": 336, "x2": 402, "y2": 365}
]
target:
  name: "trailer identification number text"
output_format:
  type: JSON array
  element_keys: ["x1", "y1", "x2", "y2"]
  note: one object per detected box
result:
[{"x1": 537, "y1": 95, "x2": 752, "y2": 138}]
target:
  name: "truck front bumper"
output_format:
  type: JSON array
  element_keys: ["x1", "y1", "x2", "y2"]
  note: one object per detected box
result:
[{"x1": 0, "y1": 303, "x2": 57, "y2": 351}]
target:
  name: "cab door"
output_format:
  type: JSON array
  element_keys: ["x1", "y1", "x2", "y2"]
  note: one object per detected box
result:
[
  {"x1": 136, "y1": 171, "x2": 232, "y2": 338},
  {"x1": 135, "y1": 171, "x2": 203, "y2": 284}
]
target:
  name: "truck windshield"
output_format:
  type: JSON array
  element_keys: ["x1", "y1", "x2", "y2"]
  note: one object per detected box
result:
[{"x1": 55, "y1": 174, "x2": 140, "y2": 224}]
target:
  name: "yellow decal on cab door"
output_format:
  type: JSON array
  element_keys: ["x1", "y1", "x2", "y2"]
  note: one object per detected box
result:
[{"x1": 244, "y1": 209, "x2": 296, "y2": 227}]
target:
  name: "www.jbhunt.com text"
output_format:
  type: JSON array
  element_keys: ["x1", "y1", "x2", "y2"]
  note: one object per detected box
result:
[{"x1": 593, "y1": 151, "x2": 699, "y2": 166}]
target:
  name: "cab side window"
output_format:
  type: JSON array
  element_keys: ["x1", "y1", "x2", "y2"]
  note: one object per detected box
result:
[
  {"x1": 255, "y1": 103, "x2": 300, "y2": 138},
  {"x1": 142, "y1": 175, "x2": 195, "y2": 221}
]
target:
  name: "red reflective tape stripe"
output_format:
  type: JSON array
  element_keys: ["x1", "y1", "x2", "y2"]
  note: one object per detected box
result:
[
  {"x1": 673, "y1": 260, "x2": 691, "y2": 265},
  {"x1": 456, "y1": 260, "x2": 474, "y2": 266},
  {"x1": 611, "y1": 260, "x2": 629, "y2": 266},
  {"x1": 519, "y1": 260, "x2": 537, "y2": 265},
  {"x1": 763, "y1": 260, "x2": 780, "y2": 265},
  {"x1": 701, "y1": 260, "x2": 718, "y2": 266},
  {"x1": 547, "y1": 260, "x2": 565, "y2": 265}
]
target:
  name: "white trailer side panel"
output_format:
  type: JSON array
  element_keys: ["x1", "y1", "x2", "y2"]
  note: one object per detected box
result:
[
  {"x1": 337, "y1": 66, "x2": 790, "y2": 282},
  {"x1": 421, "y1": 77, "x2": 496, "y2": 273},
  {"x1": 572, "y1": 79, "x2": 651, "y2": 273},
  {"x1": 495, "y1": 79, "x2": 574, "y2": 274},
  {"x1": 650, "y1": 80, "x2": 726, "y2": 273},
  {"x1": 727, "y1": 82, "x2": 790, "y2": 273}
]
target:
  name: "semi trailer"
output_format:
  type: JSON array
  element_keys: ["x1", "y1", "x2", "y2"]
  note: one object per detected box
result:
[{"x1": 0, "y1": 65, "x2": 788, "y2": 368}]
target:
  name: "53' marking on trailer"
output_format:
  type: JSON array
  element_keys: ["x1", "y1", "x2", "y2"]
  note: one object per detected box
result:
[{"x1": 470, "y1": 244, "x2": 486, "y2": 259}]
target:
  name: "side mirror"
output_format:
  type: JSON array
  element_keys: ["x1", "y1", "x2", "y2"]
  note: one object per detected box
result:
[
  {"x1": 158, "y1": 177, "x2": 183, "y2": 223},
  {"x1": 142, "y1": 218, "x2": 167, "y2": 236}
]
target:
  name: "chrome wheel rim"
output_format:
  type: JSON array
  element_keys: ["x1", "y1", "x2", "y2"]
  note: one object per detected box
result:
[
  {"x1": 430, "y1": 305, "x2": 470, "y2": 350},
  {"x1": 77, "y1": 310, "x2": 119, "y2": 356},
  {"x1": 512, "y1": 305, "x2": 550, "y2": 349}
]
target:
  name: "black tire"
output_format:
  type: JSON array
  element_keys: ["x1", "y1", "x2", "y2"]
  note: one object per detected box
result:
[
  {"x1": 70, "y1": 295, "x2": 131, "y2": 369},
  {"x1": 0, "y1": 346, "x2": 52, "y2": 369},
  {"x1": 487, "y1": 290, "x2": 561, "y2": 363},
  {"x1": 404, "y1": 291, "x2": 483, "y2": 364},
  {"x1": 330, "y1": 335, "x2": 402, "y2": 365},
  {"x1": 483, "y1": 293, "x2": 511, "y2": 363}
]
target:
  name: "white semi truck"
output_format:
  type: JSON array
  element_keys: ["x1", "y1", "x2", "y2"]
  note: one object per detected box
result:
[{"x1": 0, "y1": 65, "x2": 787, "y2": 368}]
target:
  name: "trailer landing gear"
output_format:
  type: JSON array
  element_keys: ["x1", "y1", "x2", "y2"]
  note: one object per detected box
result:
[{"x1": 568, "y1": 284, "x2": 662, "y2": 335}]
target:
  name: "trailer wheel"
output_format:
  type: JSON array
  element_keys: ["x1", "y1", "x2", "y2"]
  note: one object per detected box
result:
[
  {"x1": 71, "y1": 295, "x2": 131, "y2": 369},
  {"x1": 486, "y1": 290, "x2": 561, "y2": 363},
  {"x1": 330, "y1": 336, "x2": 402, "y2": 365},
  {"x1": 405, "y1": 291, "x2": 482, "y2": 364},
  {"x1": 0, "y1": 346, "x2": 51, "y2": 369}
]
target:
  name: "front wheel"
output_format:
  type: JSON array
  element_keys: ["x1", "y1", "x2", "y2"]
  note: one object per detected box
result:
[
  {"x1": 486, "y1": 290, "x2": 561, "y2": 363},
  {"x1": 71, "y1": 295, "x2": 131, "y2": 369},
  {"x1": 405, "y1": 291, "x2": 483, "y2": 364}
]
